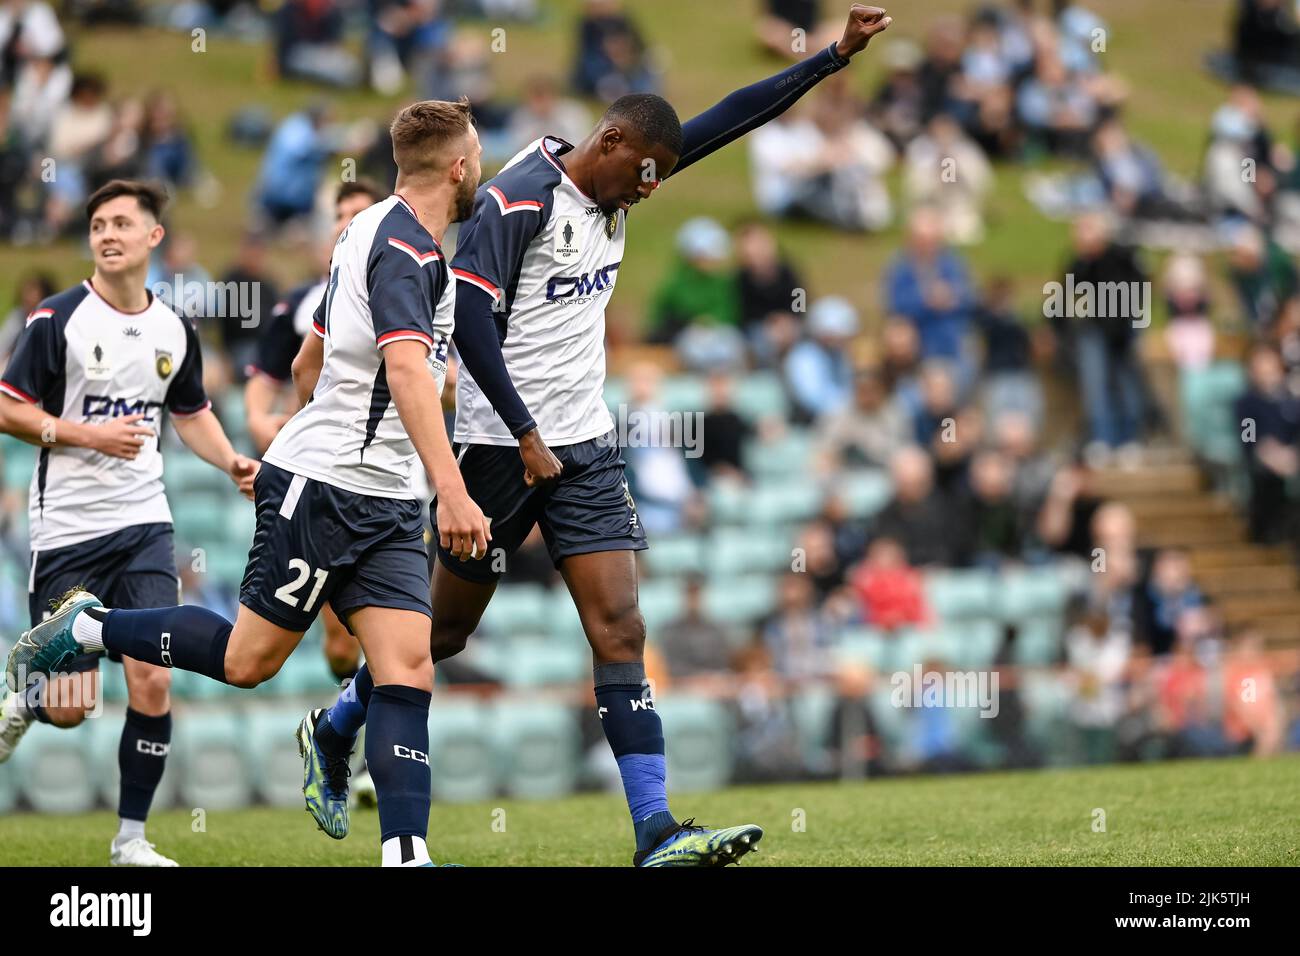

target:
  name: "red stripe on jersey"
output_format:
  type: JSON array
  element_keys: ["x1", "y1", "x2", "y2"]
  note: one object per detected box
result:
[
  {"x1": 487, "y1": 186, "x2": 544, "y2": 215},
  {"x1": 387, "y1": 237, "x2": 442, "y2": 266},
  {"x1": 452, "y1": 269, "x2": 500, "y2": 298},
  {"x1": 377, "y1": 329, "x2": 434, "y2": 349},
  {"x1": 25, "y1": 309, "x2": 54, "y2": 327},
  {"x1": 0, "y1": 381, "x2": 37, "y2": 403},
  {"x1": 170, "y1": 399, "x2": 212, "y2": 419}
]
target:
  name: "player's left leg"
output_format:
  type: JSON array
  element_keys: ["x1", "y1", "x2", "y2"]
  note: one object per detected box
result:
[
  {"x1": 321, "y1": 606, "x2": 360, "y2": 683},
  {"x1": 113, "y1": 655, "x2": 176, "y2": 867},
  {"x1": 560, "y1": 549, "x2": 762, "y2": 867}
]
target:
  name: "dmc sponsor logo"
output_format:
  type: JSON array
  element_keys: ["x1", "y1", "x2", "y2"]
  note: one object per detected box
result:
[
  {"x1": 49, "y1": 886, "x2": 151, "y2": 936},
  {"x1": 545, "y1": 262, "x2": 621, "y2": 302},
  {"x1": 82, "y1": 396, "x2": 165, "y2": 422}
]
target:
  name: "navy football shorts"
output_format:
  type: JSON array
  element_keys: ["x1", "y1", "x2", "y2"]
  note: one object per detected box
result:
[
  {"x1": 240, "y1": 462, "x2": 431, "y2": 633},
  {"x1": 29, "y1": 522, "x2": 180, "y2": 671},
  {"x1": 432, "y1": 429, "x2": 647, "y2": 585}
]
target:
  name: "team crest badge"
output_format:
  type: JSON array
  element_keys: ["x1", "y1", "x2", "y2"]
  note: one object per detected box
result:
[
  {"x1": 604, "y1": 211, "x2": 618, "y2": 240},
  {"x1": 85, "y1": 343, "x2": 112, "y2": 380},
  {"x1": 155, "y1": 349, "x2": 173, "y2": 379}
]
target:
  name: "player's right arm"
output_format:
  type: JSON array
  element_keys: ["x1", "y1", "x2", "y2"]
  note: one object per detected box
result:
[
  {"x1": 451, "y1": 179, "x2": 562, "y2": 486},
  {"x1": 0, "y1": 306, "x2": 153, "y2": 458}
]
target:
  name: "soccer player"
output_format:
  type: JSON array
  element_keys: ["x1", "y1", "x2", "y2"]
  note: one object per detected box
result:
[
  {"x1": 307, "y1": 5, "x2": 895, "y2": 867},
  {"x1": 244, "y1": 179, "x2": 387, "y2": 687},
  {"x1": 0, "y1": 178, "x2": 258, "y2": 866},
  {"x1": 7, "y1": 100, "x2": 492, "y2": 867}
]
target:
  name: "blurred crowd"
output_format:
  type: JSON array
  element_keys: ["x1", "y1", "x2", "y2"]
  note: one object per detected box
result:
[{"x1": 1, "y1": 0, "x2": 1299, "y2": 785}]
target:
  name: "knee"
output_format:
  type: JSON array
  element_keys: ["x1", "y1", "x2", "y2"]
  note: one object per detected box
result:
[
  {"x1": 589, "y1": 603, "x2": 646, "y2": 661},
  {"x1": 128, "y1": 668, "x2": 172, "y2": 715},
  {"x1": 223, "y1": 654, "x2": 280, "y2": 690},
  {"x1": 428, "y1": 618, "x2": 473, "y2": 663},
  {"x1": 44, "y1": 705, "x2": 87, "y2": 728}
]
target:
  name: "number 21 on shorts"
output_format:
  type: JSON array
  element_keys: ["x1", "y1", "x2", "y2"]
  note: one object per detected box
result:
[{"x1": 275, "y1": 558, "x2": 328, "y2": 612}]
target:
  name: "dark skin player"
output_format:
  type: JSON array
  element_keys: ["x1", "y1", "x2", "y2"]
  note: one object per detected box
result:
[{"x1": 432, "y1": 4, "x2": 893, "y2": 669}]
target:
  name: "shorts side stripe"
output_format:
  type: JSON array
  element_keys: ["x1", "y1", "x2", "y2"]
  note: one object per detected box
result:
[
  {"x1": 279, "y1": 473, "x2": 308, "y2": 520},
  {"x1": 28, "y1": 552, "x2": 37, "y2": 594}
]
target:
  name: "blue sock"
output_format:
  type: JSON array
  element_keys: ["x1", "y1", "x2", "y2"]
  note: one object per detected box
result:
[
  {"x1": 117, "y1": 708, "x2": 171, "y2": 821},
  {"x1": 318, "y1": 664, "x2": 374, "y2": 757},
  {"x1": 594, "y1": 661, "x2": 675, "y2": 850},
  {"x1": 365, "y1": 684, "x2": 432, "y2": 842},
  {"x1": 93, "y1": 606, "x2": 232, "y2": 683}
]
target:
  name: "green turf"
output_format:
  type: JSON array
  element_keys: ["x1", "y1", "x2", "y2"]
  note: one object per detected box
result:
[{"x1": 3, "y1": 754, "x2": 1296, "y2": 866}]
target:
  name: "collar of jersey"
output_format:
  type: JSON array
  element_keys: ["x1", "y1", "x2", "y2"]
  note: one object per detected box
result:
[{"x1": 537, "y1": 136, "x2": 598, "y2": 206}]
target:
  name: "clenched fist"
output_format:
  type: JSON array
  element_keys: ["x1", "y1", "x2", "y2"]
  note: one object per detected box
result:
[{"x1": 835, "y1": 5, "x2": 893, "y2": 60}]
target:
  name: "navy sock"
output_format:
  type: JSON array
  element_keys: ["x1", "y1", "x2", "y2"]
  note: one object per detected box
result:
[
  {"x1": 365, "y1": 684, "x2": 432, "y2": 842},
  {"x1": 24, "y1": 674, "x2": 53, "y2": 724},
  {"x1": 594, "y1": 661, "x2": 675, "y2": 850},
  {"x1": 117, "y1": 708, "x2": 172, "y2": 821},
  {"x1": 96, "y1": 606, "x2": 232, "y2": 683},
  {"x1": 320, "y1": 664, "x2": 373, "y2": 753}
]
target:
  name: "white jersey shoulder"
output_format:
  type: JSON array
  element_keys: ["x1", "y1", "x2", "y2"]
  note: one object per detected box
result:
[
  {"x1": 263, "y1": 195, "x2": 454, "y2": 499},
  {"x1": 451, "y1": 137, "x2": 622, "y2": 447}
]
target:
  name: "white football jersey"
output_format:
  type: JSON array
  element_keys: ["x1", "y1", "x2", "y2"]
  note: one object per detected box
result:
[
  {"x1": 451, "y1": 136, "x2": 624, "y2": 446},
  {"x1": 263, "y1": 195, "x2": 454, "y2": 499},
  {"x1": 0, "y1": 280, "x2": 210, "y2": 551}
]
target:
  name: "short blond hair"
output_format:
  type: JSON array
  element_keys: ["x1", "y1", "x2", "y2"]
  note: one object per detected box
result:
[{"x1": 390, "y1": 98, "x2": 474, "y2": 177}]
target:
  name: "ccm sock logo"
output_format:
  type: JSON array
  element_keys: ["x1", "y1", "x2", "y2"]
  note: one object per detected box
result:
[
  {"x1": 392, "y1": 745, "x2": 429, "y2": 764},
  {"x1": 136, "y1": 740, "x2": 169, "y2": 756},
  {"x1": 159, "y1": 632, "x2": 172, "y2": 668}
]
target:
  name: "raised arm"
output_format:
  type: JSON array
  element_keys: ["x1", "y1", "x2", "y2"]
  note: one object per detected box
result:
[{"x1": 670, "y1": 4, "x2": 892, "y2": 177}]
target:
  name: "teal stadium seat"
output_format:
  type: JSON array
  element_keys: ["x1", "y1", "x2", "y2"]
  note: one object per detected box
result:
[
  {"x1": 478, "y1": 583, "x2": 548, "y2": 638},
  {"x1": 743, "y1": 429, "x2": 815, "y2": 481},
  {"x1": 638, "y1": 577, "x2": 684, "y2": 635},
  {"x1": 833, "y1": 626, "x2": 888, "y2": 670},
  {"x1": 658, "y1": 375, "x2": 708, "y2": 414},
  {"x1": 838, "y1": 469, "x2": 893, "y2": 519},
  {"x1": 1010, "y1": 616, "x2": 1063, "y2": 666},
  {"x1": 172, "y1": 711, "x2": 252, "y2": 810},
  {"x1": 1179, "y1": 360, "x2": 1246, "y2": 466},
  {"x1": 640, "y1": 533, "x2": 705, "y2": 576},
  {"x1": 709, "y1": 525, "x2": 795, "y2": 576},
  {"x1": 491, "y1": 698, "x2": 580, "y2": 799},
  {"x1": 703, "y1": 575, "x2": 777, "y2": 625},
  {"x1": 13, "y1": 721, "x2": 98, "y2": 813},
  {"x1": 732, "y1": 372, "x2": 789, "y2": 421},
  {"x1": 498, "y1": 638, "x2": 587, "y2": 687},
  {"x1": 659, "y1": 694, "x2": 733, "y2": 792},
  {"x1": 925, "y1": 569, "x2": 995, "y2": 621},
  {"x1": 427, "y1": 699, "x2": 496, "y2": 802},
  {"x1": 747, "y1": 479, "x2": 824, "y2": 525},
  {"x1": 244, "y1": 706, "x2": 314, "y2": 807},
  {"x1": 997, "y1": 566, "x2": 1070, "y2": 622}
]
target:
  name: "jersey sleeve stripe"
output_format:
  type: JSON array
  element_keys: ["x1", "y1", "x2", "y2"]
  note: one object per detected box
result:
[
  {"x1": 24, "y1": 308, "x2": 54, "y2": 327},
  {"x1": 0, "y1": 381, "x2": 37, "y2": 403},
  {"x1": 452, "y1": 268, "x2": 500, "y2": 298},
  {"x1": 386, "y1": 236, "x2": 443, "y2": 267},
  {"x1": 170, "y1": 399, "x2": 213, "y2": 419},
  {"x1": 377, "y1": 329, "x2": 434, "y2": 350},
  {"x1": 311, "y1": 320, "x2": 326, "y2": 338},
  {"x1": 487, "y1": 185, "x2": 545, "y2": 216}
]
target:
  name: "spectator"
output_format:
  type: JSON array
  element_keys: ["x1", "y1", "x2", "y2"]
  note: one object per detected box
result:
[
  {"x1": 1204, "y1": 86, "x2": 1278, "y2": 225},
  {"x1": 42, "y1": 72, "x2": 113, "y2": 234},
  {"x1": 1226, "y1": 223, "x2": 1298, "y2": 329},
  {"x1": 755, "y1": 0, "x2": 826, "y2": 60},
  {"x1": 796, "y1": 517, "x2": 854, "y2": 606},
  {"x1": 647, "y1": 217, "x2": 741, "y2": 366},
  {"x1": 950, "y1": 11, "x2": 1017, "y2": 157},
  {"x1": 1036, "y1": 458, "x2": 1105, "y2": 560},
  {"x1": 963, "y1": 449, "x2": 1027, "y2": 567},
  {"x1": 272, "y1": 0, "x2": 360, "y2": 88},
  {"x1": 748, "y1": 84, "x2": 894, "y2": 232},
  {"x1": 1091, "y1": 119, "x2": 1180, "y2": 221},
  {"x1": 1055, "y1": 212, "x2": 1148, "y2": 453},
  {"x1": 142, "y1": 89, "x2": 198, "y2": 189},
  {"x1": 994, "y1": 410, "x2": 1056, "y2": 523},
  {"x1": 904, "y1": 113, "x2": 993, "y2": 244},
  {"x1": 253, "y1": 104, "x2": 334, "y2": 228},
  {"x1": 622, "y1": 361, "x2": 701, "y2": 535},
  {"x1": 916, "y1": 17, "x2": 963, "y2": 123},
  {"x1": 1231, "y1": 0, "x2": 1300, "y2": 87},
  {"x1": 505, "y1": 74, "x2": 591, "y2": 156},
  {"x1": 814, "y1": 367, "x2": 910, "y2": 473},
  {"x1": 1139, "y1": 548, "x2": 1204, "y2": 657},
  {"x1": 733, "y1": 218, "x2": 804, "y2": 362},
  {"x1": 850, "y1": 536, "x2": 931, "y2": 632},
  {"x1": 656, "y1": 574, "x2": 735, "y2": 687},
  {"x1": 869, "y1": 39, "x2": 926, "y2": 150},
  {"x1": 874, "y1": 445, "x2": 955, "y2": 567},
  {"x1": 218, "y1": 231, "x2": 280, "y2": 381},
  {"x1": 1162, "y1": 253, "x2": 1216, "y2": 372},
  {"x1": 0, "y1": 269, "x2": 56, "y2": 361},
  {"x1": 572, "y1": 0, "x2": 658, "y2": 101},
  {"x1": 1233, "y1": 342, "x2": 1300, "y2": 544},
  {"x1": 1065, "y1": 606, "x2": 1130, "y2": 764},
  {"x1": 1158, "y1": 630, "x2": 1232, "y2": 758},
  {"x1": 974, "y1": 275, "x2": 1042, "y2": 429},
  {"x1": 419, "y1": 30, "x2": 512, "y2": 145},
  {"x1": 1017, "y1": 43, "x2": 1098, "y2": 158},
  {"x1": 148, "y1": 231, "x2": 212, "y2": 321},
  {"x1": 784, "y1": 295, "x2": 857, "y2": 421},
  {"x1": 760, "y1": 571, "x2": 839, "y2": 682},
  {"x1": 885, "y1": 206, "x2": 977, "y2": 368},
  {"x1": 367, "y1": 0, "x2": 448, "y2": 95},
  {"x1": 697, "y1": 371, "x2": 752, "y2": 484},
  {"x1": 1222, "y1": 628, "x2": 1285, "y2": 755}
]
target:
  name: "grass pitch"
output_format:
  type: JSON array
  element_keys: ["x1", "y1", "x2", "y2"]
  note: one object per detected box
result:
[{"x1": 2, "y1": 755, "x2": 1296, "y2": 866}]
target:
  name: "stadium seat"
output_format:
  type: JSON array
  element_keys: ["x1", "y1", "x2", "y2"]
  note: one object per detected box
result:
[
  {"x1": 543, "y1": 587, "x2": 587, "y2": 645},
  {"x1": 925, "y1": 569, "x2": 995, "y2": 621},
  {"x1": 13, "y1": 721, "x2": 98, "y2": 814},
  {"x1": 271, "y1": 647, "x2": 343, "y2": 697},
  {"x1": 658, "y1": 375, "x2": 708, "y2": 414},
  {"x1": 85, "y1": 707, "x2": 178, "y2": 812},
  {"x1": 1179, "y1": 360, "x2": 1247, "y2": 465},
  {"x1": 747, "y1": 480, "x2": 824, "y2": 525},
  {"x1": 2, "y1": 441, "x2": 36, "y2": 492},
  {"x1": 659, "y1": 693, "x2": 734, "y2": 792},
  {"x1": 163, "y1": 454, "x2": 232, "y2": 497},
  {"x1": 478, "y1": 583, "x2": 548, "y2": 639},
  {"x1": 935, "y1": 620, "x2": 1004, "y2": 670},
  {"x1": 490, "y1": 698, "x2": 580, "y2": 799},
  {"x1": 996, "y1": 566, "x2": 1070, "y2": 621},
  {"x1": 743, "y1": 429, "x2": 815, "y2": 481},
  {"x1": 427, "y1": 698, "x2": 496, "y2": 802},
  {"x1": 640, "y1": 533, "x2": 706, "y2": 577},
  {"x1": 172, "y1": 711, "x2": 253, "y2": 811},
  {"x1": 709, "y1": 525, "x2": 794, "y2": 576},
  {"x1": 732, "y1": 372, "x2": 789, "y2": 421},
  {"x1": 1010, "y1": 616, "x2": 1063, "y2": 666},
  {"x1": 790, "y1": 685, "x2": 836, "y2": 773},
  {"x1": 498, "y1": 638, "x2": 587, "y2": 687},
  {"x1": 244, "y1": 706, "x2": 313, "y2": 807},
  {"x1": 703, "y1": 575, "x2": 777, "y2": 625},
  {"x1": 639, "y1": 577, "x2": 684, "y2": 636},
  {"x1": 833, "y1": 626, "x2": 888, "y2": 670},
  {"x1": 838, "y1": 469, "x2": 893, "y2": 519}
]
